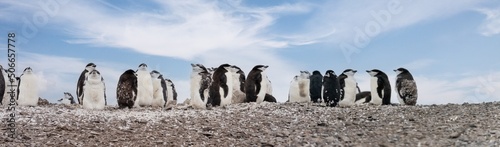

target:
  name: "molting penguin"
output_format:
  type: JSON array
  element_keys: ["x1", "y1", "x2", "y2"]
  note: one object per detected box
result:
[
  {"x1": 116, "y1": 69, "x2": 138, "y2": 109},
  {"x1": 245, "y1": 65, "x2": 272, "y2": 103},
  {"x1": 164, "y1": 78, "x2": 177, "y2": 108},
  {"x1": 16, "y1": 67, "x2": 39, "y2": 106},
  {"x1": 366, "y1": 69, "x2": 391, "y2": 105},
  {"x1": 337, "y1": 69, "x2": 358, "y2": 107},
  {"x1": 208, "y1": 64, "x2": 233, "y2": 107},
  {"x1": 135, "y1": 63, "x2": 154, "y2": 107},
  {"x1": 150, "y1": 70, "x2": 167, "y2": 107},
  {"x1": 309, "y1": 70, "x2": 323, "y2": 103},
  {"x1": 288, "y1": 71, "x2": 311, "y2": 103},
  {"x1": 229, "y1": 65, "x2": 246, "y2": 104},
  {"x1": 58, "y1": 92, "x2": 76, "y2": 105},
  {"x1": 82, "y1": 70, "x2": 106, "y2": 109},
  {"x1": 322, "y1": 70, "x2": 341, "y2": 107},
  {"x1": 189, "y1": 63, "x2": 211, "y2": 109},
  {"x1": 394, "y1": 68, "x2": 418, "y2": 105},
  {"x1": 76, "y1": 63, "x2": 96, "y2": 105}
]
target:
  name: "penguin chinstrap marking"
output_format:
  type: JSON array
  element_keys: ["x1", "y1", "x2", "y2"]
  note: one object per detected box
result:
[
  {"x1": 208, "y1": 64, "x2": 234, "y2": 107},
  {"x1": 164, "y1": 78, "x2": 178, "y2": 109},
  {"x1": 76, "y1": 63, "x2": 96, "y2": 105},
  {"x1": 322, "y1": 70, "x2": 341, "y2": 107},
  {"x1": 394, "y1": 68, "x2": 418, "y2": 105},
  {"x1": 116, "y1": 69, "x2": 138, "y2": 109},
  {"x1": 288, "y1": 71, "x2": 311, "y2": 103},
  {"x1": 135, "y1": 63, "x2": 154, "y2": 107},
  {"x1": 58, "y1": 92, "x2": 76, "y2": 105},
  {"x1": 338, "y1": 69, "x2": 358, "y2": 107},
  {"x1": 366, "y1": 69, "x2": 392, "y2": 105},
  {"x1": 309, "y1": 70, "x2": 322, "y2": 103},
  {"x1": 16, "y1": 67, "x2": 39, "y2": 106},
  {"x1": 189, "y1": 63, "x2": 211, "y2": 109},
  {"x1": 82, "y1": 70, "x2": 106, "y2": 109},
  {"x1": 150, "y1": 70, "x2": 167, "y2": 107},
  {"x1": 229, "y1": 65, "x2": 246, "y2": 104},
  {"x1": 245, "y1": 65, "x2": 273, "y2": 103}
]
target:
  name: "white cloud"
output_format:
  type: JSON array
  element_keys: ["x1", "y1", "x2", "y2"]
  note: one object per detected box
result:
[
  {"x1": 477, "y1": 7, "x2": 500, "y2": 36},
  {"x1": 399, "y1": 59, "x2": 435, "y2": 70}
]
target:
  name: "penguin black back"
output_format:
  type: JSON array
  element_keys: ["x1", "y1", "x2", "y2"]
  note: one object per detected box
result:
[
  {"x1": 208, "y1": 64, "x2": 231, "y2": 106},
  {"x1": 245, "y1": 65, "x2": 268, "y2": 102},
  {"x1": 116, "y1": 69, "x2": 138, "y2": 109}
]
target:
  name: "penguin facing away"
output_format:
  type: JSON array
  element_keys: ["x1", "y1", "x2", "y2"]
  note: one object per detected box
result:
[
  {"x1": 116, "y1": 69, "x2": 138, "y2": 109},
  {"x1": 322, "y1": 70, "x2": 341, "y2": 107},
  {"x1": 309, "y1": 70, "x2": 323, "y2": 103},
  {"x1": 77, "y1": 63, "x2": 96, "y2": 105},
  {"x1": 189, "y1": 63, "x2": 211, "y2": 109},
  {"x1": 366, "y1": 69, "x2": 391, "y2": 105},
  {"x1": 135, "y1": 63, "x2": 154, "y2": 107},
  {"x1": 245, "y1": 65, "x2": 270, "y2": 103},
  {"x1": 208, "y1": 64, "x2": 233, "y2": 107},
  {"x1": 16, "y1": 67, "x2": 39, "y2": 106},
  {"x1": 82, "y1": 70, "x2": 106, "y2": 109},
  {"x1": 58, "y1": 92, "x2": 76, "y2": 105},
  {"x1": 150, "y1": 70, "x2": 167, "y2": 107},
  {"x1": 338, "y1": 69, "x2": 358, "y2": 107},
  {"x1": 229, "y1": 65, "x2": 246, "y2": 104},
  {"x1": 394, "y1": 68, "x2": 418, "y2": 105}
]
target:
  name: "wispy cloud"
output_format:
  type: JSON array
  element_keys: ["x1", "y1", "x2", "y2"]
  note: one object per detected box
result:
[{"x1": 477, "y1": 7, "x2": 500, "y2": 36}]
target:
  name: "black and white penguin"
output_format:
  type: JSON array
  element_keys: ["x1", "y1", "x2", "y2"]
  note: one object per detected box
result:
[
  {"x1": 189, "y1": 63, "x2": 211, "y2": 109},
  {"x1": 207, "y1": 67, "x2": 217, "y2": 76},
  {"x1": 229, "y1": 65, "x2": 246, "y2": 104},
  {"x1": 135, "y1": 63, "x2": 154, "y2": 107},
  {"x1": 337, "y1": 69, "x2": 358, "y2": 107},
  {"x1": 245, "y1": 65, "x2": 273, "y2": 103},
  {"x1": 289, "y1": 71, "x2": 311, "y2": 103},
  {"x1": 58, "y1": 92, "x2": 76, "y2": 105},
  {"x1": 322, "y1": 70, "x2": 341, "y2": 107},
  {"x1": 76, "y1": 63, "x2": 96, "y2": 105},
  {"x1": 116, "y1": 69, "x2": 137, "y2": 109},
  {"x1": 208, "y1": 64, "x2": 233, "y2": 107},
  {"x1": 394, "y1": 68, "x2": 418, "y2": 105},
  {"x1": 355, "y1": 91, "x2": 371, "y2": 104},
  {"x1": 309, "y1": 70, "x2": 323, "y2": 103},
  {"x1": 164, "y1": 78, "x2": 178, "y2": 108},
  {"x1": 82, "y1": 70, "x2": 106, "y2": 109},
  {"x1": 16, "y1": 67, "x2": 39, "y2": 106},
  {"x1": 0, "y1": 65, "x2": 6, "y2": 105},
  {"x1": 150, "y1": 70, "x2": 167, "y2": 107},
  {"x1": 366, "y1": 69, "x2": 391, "y2": 105}
]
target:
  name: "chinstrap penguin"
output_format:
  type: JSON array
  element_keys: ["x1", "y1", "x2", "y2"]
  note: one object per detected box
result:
[
  {"x1": 82, "y1": 70, "x2": 106, "y2": 109},
  {"x1": 366, "y1": 69, "x2": 392, "y2": 105},
  {"x1": 116, "y1": 69, "x2": 138, "y2": 109},
  {"x1": 245, "y1": 65, "x2": 272, "y2": 103},
  {"x1": 288, "y1": 71, "x2": 311, "y2": 103},
  {"x1": 322, "y1": 70, "x2": 341, "y2": 107},
  {"x1": 394, "y1": 68, "x2": 418, "y2": 105},
  {"x1": 229, "y1": 65, "x2": 246, "y2": 104},
  {"x1": 309, "y1": 70, "x2": 323, "y2": 103},
  {"x1": 135, "y1": 63, "x2": 154, "y2": 107},
  {"x1": 58, "y1": 92, "x2": 76, "y2": 105},
  {"x1": 76, "y1": 63, "x2": 96, "y2": 105},
  {"x1": 164, "y1": 78, "x2": 178, "y2": 109},
  {"x1": 208, "y1": 64, "x2": 233, "y2": 107},
  {"x1": 338, "y1": 69, "x2": 358, "y2": 107},
  {"x1": 16, "y1": 67, "x2": 39, "y2": 106},
  {"x1": 190, "y1": 63, "x2": 211, "y2": 109},
  {"x1": 150, "y1": 70, "x2": 167, "y2": 107}
]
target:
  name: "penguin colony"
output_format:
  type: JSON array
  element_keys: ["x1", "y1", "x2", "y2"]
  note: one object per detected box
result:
[{"x1": 0, "y1": 62, "x2": 418, "y2": 109}]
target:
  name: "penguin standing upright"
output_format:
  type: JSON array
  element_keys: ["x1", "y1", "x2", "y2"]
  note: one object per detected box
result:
[
  {"x1": 229, "y1": 65, "x2": 246, "y2": 104},
  {"x1": 116, "y1": 69, "x2": 138, "y2": 109},
  {"x1": 245, "y1": 65, "x2": 273, "y2": 103},
  {"x1": 322, "y1": 70, "x2": 341, "y2": 107},
  {"x1": 309, "y1": 70, "x2": 323, "y2": 103},
  {"x1": 82, "y1": 70, "x2": 106, "y2": 109},
  {"x1": 135, "y1": 63, "x2": 154, "y2": 107},
  {"x1": 16, "y1": 67, "x2": 39, "y2": 106},
  {"x1": 150, "y1": 70, "x2": 167, "y2": 107},
  {"x1": 76, "y1": 63, "x2": 96, "y2": 105},
  {"x1": 189, "y1": 64, "x2": 211, "y2": 109},
  {"x1": 366, "y1": 69, "x2": 391, "y2": 105},
  {"x1": 208, "y1": 64, "x2": 233, "y2": 107},
  {"x1": 394, "y1": 68, "x2": 418, "y2": 105},
  {"x1": 338, "y1": 69, "x2": 358, "y2": 107},
  {"x1": 288, "y1": 71, "x2": 311, "y2": 103}
]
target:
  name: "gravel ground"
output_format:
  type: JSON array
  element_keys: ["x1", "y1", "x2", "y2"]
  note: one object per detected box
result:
[{"x1": 1, "y1": 101, "x2": 500, "y2": 146}]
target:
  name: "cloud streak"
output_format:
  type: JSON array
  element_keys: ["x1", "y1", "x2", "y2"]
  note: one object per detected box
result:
[{"x1": 478, "y1": 7, "x2": 500, "y2": 36}]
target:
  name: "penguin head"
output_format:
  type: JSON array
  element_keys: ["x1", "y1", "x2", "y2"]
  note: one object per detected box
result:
[
  {"x1": 299, "y1": 71, "x2": 311, "y2": 78},
  {"x1": 89, "y1": 70, "x2": 101, "y2": 79},
  {"x1": 342, "y1": 69, "x2": 357, "y2": 76},
  {"x1": 325, "y1": 70, "x2": 336, "y2": 77},
  {"x1": 165, "y1": 79, "x2": 174, "y2": 86},
  {"x1": 312, "y1": 70, "x2": 321, "y2": 75},
  {"x1": 191, "y1": 63, "x2": 208, "y2": 73},
  {"x1": 394, "y1": 67, "x2": 409, "y2": 75},
  {"x1": 254, "y1": 65, "x2": 269, "y2": 71},
  {"x1": 85, "y1": 63, "x2": 96, "y2": 71},
  {"x1": 23, "y1": 67, "x2": 33, "y2": 74},
  {"x1": 63, "y1": 92, "x2": 73, "y2": 99},
  {"x1": 229, "y1": 65, "x2": 242, "y2": 73},
  {"x1": 138, "y1": 63, "x2": 148, "y2": 70},
  {"x1": 366, "y1": 69, "x2": 383, "y2": 77},
  {"x1": 150, "y1": 70, "x2": 162, "y2": 79},
  {"x1": 219, "y1": 64, "x2": 232, "y2": 71}
]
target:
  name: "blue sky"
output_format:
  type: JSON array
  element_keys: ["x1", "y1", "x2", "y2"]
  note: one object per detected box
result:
[{"x1": 1, "y1": 0, "x2": 499, "y2": 105}]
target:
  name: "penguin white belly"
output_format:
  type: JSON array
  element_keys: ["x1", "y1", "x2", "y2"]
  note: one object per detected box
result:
[
  {"x1": 151, "y1": 79, "x2": 165, "y2": 107},
  {"x1": 166, "y1": 85, "x2": 174, "y2": 102},
  {"x1": 189, "y1": 74, "x2": 206, "y2": 109},
  {"x1": 136, "y1": 71, "x2": 154, "y2": 107},
  {"x1": 266, "y1": 78, "x2": 273, "y2": 95},
  {"x1": 288, "y1": 81, "x2": 301, "y2": 102},
  {"x1": 339, "y1": 78, "x2": 356, "y2": 106},
  {"x1": 220, "y1": 72, "x2": 233, "y2": 106},
  {"x1": 17, "y1": 75, "x2": 38, "y2": 106},
  {"x1": 231, "y1": 76, "x2": 245, "y2": 104},
  {"x1": 60, "y1": 99, "x2": 71, "y2": 105},
  {"x1": 370, "y1": 77, "x2": 382, "y2": 105},
  {"x1": 256, "y1": 74, "x2": 268, "y2": 103},
  {"x1": 82, "y1": 83, "x2": 105, "y2": 110}
]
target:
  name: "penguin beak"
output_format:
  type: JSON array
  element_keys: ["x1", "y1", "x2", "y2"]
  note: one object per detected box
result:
[
  {"x1": 353, "y1": 70, "x2": 357, "y2": 73},
  {"x1": 393, "y1": 69, "x2": 397, "y2": 72},
  {"x1": 264, "y1": 65, "x2": 269, "y2": 68},
  {"x1": 366, "y1": 70, "x2": 370, "y2": 73}
]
